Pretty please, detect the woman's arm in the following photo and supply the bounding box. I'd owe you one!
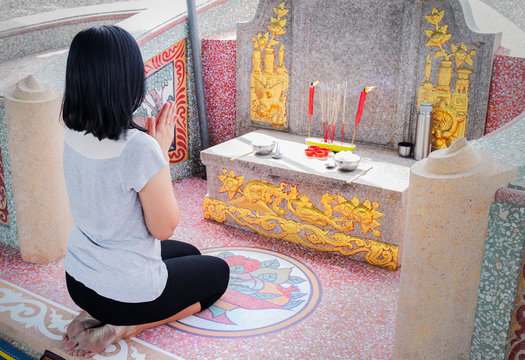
[138,101,179,240]
[139,166,179,240]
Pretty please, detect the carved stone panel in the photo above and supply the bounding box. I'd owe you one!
[236,0,499,148]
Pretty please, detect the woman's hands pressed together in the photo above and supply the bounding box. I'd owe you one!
[140,100,180,240]
[146,101,178,162]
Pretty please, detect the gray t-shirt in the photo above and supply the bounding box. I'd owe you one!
[63,128,168,303]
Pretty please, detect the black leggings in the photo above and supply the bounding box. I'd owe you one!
[65,240,230,326]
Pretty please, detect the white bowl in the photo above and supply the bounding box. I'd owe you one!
[334,152,360,171]
[252,140,275,155]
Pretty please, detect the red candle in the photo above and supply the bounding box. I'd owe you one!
[308,84,315,117]
[308,80,319,139]
[351,86,376,146]
[355,86,376,125]
[355,90,367,125]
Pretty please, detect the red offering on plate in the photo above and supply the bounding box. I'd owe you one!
[305,145,330,158]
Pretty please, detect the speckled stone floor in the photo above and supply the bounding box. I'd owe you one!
[0,176,400,360]
[1,1,523,358]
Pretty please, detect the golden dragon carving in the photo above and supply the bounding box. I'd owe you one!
[206,169,398,270]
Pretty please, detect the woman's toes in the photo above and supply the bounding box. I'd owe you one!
[64,337,77,351]
[65,311,102,342]
[76,349,87,357]
[66,324,124,357]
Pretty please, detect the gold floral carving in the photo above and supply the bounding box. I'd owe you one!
[208,170,398,270]
[250,1,289,129]
[418,7,476,149]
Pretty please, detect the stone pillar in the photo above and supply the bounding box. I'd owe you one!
[4,75,73,263]
[393,137,517,359]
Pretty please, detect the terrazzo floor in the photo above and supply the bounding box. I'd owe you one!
[0,177,400,359]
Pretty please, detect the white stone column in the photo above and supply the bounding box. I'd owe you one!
[393,137,517,359]
[4,75,73,264]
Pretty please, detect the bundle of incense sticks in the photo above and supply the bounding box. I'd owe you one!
[319,81,347,143]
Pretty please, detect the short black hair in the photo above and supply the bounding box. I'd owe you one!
[62,25,145,140]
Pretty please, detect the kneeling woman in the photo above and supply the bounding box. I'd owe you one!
[61,25,229,358]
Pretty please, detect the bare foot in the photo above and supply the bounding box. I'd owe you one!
[67,323,135,357]
[63,311,102,351]
[70,348,89,358]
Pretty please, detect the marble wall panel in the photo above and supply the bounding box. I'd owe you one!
[202,39,237,146]
[236,0,499,148]
[484,55,525,135]
[470,193,525,360]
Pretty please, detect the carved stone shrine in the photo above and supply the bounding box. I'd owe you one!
[236,0,499,147]
[202,0,500,269]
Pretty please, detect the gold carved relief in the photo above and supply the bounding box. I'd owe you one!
[418,7,476,149]
[250,2,289,129]
[206,169,398,270]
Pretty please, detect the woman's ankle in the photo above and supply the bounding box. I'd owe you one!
[113,324,143,340]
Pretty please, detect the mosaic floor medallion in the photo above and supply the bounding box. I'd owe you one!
[169,247,322,338]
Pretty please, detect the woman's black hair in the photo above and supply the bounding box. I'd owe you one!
[62,25,145,140]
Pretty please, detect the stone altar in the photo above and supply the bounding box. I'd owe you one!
[201,130,414,270]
